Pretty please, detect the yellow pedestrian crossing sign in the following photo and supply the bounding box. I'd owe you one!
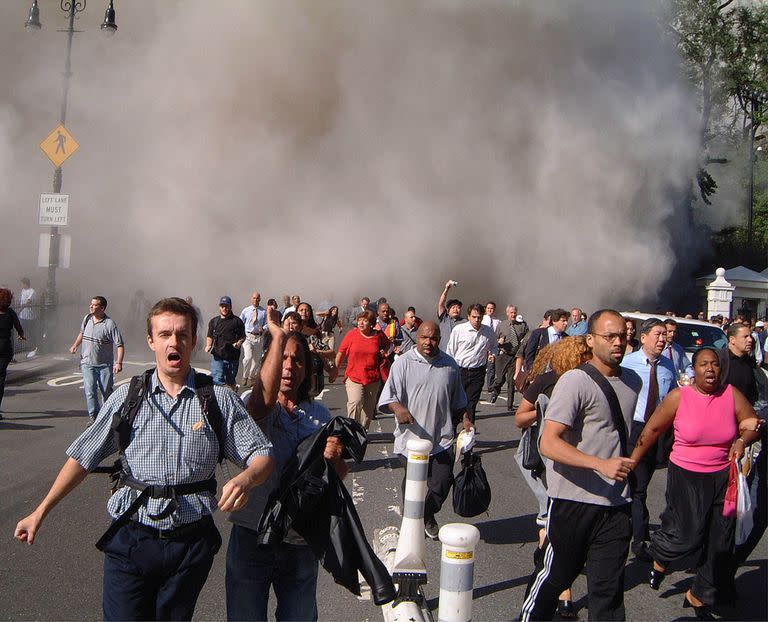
[40,124,80,167]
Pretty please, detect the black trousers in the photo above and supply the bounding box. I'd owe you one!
[0,352,11,409]
[650,462,735,606]
[102,519,222,621]
[399,449,454,522]
[520,499,631,622]
[627,420,658,549]
[491,353,516,405]
[459,365,486,425]
[485,362,496,391]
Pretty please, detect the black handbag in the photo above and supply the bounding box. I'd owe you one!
[452,451,491,517]
[520,396,547,476]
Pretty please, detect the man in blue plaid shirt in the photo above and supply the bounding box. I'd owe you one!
[15,297,274,621]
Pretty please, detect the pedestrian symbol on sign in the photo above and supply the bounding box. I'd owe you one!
[40,124,79,167]
[55,130,67,154]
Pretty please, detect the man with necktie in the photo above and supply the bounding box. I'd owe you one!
[661,319,693,379]
[621,318,677,562]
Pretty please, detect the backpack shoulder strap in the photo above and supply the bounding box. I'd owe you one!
[194,372,225,463]
[578,363,628,456]
[113,368,154,453]
[81,313,93,333]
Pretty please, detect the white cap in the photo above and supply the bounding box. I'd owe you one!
[516,314,524,322]
[756,321,765,327]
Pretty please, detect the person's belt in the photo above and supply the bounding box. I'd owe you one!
[129,516,214,540]
[95,476,217,550]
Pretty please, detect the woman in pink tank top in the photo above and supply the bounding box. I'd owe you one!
[628,347,760,619]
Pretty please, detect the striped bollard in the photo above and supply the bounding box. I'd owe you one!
[391,438,432,605]
[437,523,480,622]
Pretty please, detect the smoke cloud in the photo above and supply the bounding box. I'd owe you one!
[0,0,701,323]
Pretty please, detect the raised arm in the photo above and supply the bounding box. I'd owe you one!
[437,280,453,318]
[247,308,285,420]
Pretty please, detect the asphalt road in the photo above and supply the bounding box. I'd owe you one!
[1,357,765,621]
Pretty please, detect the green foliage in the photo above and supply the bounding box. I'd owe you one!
[752,155,768,243]
[661,0,768,205]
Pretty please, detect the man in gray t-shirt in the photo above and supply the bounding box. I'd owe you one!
[519,310,641,622]
[69,296,124,422]
[378,321,469,540]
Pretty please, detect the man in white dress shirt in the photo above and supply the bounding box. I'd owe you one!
[447,303,498,427]
[239,291,267,387]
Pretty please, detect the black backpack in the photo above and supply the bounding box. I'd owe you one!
[93,368,225,550]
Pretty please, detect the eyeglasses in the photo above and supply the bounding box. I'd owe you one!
[592,332,628,343]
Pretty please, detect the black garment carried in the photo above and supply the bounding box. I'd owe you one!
[452,450,491,517]
[94,369,225,551]
[257,416,396,606]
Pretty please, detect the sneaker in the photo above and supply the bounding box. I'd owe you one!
[424,517,439,540]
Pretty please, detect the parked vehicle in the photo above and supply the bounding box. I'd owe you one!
[620,312,727,354]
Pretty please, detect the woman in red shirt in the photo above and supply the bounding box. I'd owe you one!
[334,310,390,431]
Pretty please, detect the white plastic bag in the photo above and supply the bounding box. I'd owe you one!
[454,427,476,465]
[735,457,754,546]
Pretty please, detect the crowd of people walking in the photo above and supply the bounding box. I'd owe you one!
[8,278,767,621]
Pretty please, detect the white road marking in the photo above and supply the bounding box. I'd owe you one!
[352,475,365,506]
[47,374,83,387]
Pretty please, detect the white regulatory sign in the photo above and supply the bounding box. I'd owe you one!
[39,193,69,226]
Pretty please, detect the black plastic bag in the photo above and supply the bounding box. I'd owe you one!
[452,451,491,517]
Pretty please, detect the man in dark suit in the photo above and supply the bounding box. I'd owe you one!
[523,308,569,371]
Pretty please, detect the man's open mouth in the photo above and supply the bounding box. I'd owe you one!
[168,352,181,362]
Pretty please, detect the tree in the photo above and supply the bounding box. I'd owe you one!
[661,0,768,211]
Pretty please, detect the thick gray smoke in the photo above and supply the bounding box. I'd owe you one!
[0,0,700,322]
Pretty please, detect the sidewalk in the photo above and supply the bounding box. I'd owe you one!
[7,352,77,385]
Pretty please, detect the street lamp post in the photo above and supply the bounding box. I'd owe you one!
[25,0,117,310]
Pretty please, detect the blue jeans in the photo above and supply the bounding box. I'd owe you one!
[210,356,239,386]
[81,363,113,420]
[226,524,319,621]
[102,520,221,621]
